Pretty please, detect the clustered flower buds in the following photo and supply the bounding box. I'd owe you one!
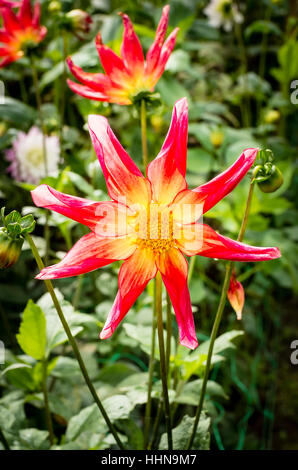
[253,149,283,193]
[0,208,35,269]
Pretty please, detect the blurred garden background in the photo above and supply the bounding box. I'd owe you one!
[0,0,298,451]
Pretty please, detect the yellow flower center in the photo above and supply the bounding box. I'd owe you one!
[135,204,175,254]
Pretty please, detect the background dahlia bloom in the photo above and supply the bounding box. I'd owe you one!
[31,98,280,350]
[0,1,20,6]
[67,5,178,105]
[227,270,245,320]
[204,0,243,32]
[5,126,60,183]
[0,0,47,67]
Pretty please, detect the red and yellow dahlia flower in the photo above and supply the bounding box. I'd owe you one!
[31,98,280,350]
[67,5,178,105]
[0,0,47,68]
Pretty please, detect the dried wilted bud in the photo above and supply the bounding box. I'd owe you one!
[0,208,35,269]
[227,270,245,320]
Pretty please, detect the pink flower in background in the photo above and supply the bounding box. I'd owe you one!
[5,127,60,184]
[67,5,179,105]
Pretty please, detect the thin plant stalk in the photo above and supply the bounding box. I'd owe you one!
[143,280,157,449]
[187,181,255,449]
[234,23,251,127]
[30,54,50,265]
[166,292,172,381]
[41,358,55,445]
[148,399,162,450]
[188,255,196,285]
[140,99,148,172]
[60,31,68,155]
[0,427,10,450]
[25,234,125,450]
[30,54,48,175]
[155,271,173,450]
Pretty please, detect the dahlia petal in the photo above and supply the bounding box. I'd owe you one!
[100,248,157,339]
[31,184,131,236]
[36,232,136,280]
[88,115,151,206]
[66,79,113,102]
[198,224,281,261]
[0,53,20,67]
[32,0,41,27]
[119,13,144,74]
[1,6,21,31]
[95,33,130,85]
[157,248,198,350]
[0,30,11,43]
[145,5,169,76]
[147,98,188,204]
[151,27,179,83]
[174,148,258,217]
[67,57,114,92]
[18,0,32,27]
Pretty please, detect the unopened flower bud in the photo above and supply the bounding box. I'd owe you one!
[151,115,164,133]
[48,1,61,13]
[210,129,224,147]
[227,271,245,320]
[65,9,92,36]
[0,208,35,269]
[264,109,280,124]
[0,227,23,269]
[253,149,283,193]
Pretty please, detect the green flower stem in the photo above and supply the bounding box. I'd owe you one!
[187,181,255,450]
[30,54,50,265]
[188,255,196,285]
[140,99,148,173]
[144,280,157,449]
[25,234,125,450]
[41,358,55,445]
[0,427,10,450]
[156,271,173,450]
[148,399,162,450]
[234,23,251,127]
[30,54,48,176]
[60,31,68,155]
[166,292,172,383]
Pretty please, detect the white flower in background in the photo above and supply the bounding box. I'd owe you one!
[5,127,60,184]
[204,0,243,32]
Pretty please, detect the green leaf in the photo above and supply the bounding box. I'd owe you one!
[159,414,210,450]
[16,300,46,360]
[37,290,97,355]
[18,428,50,450]
[245,20,282,39]
[175,379,227,406]
[0,97,36,127]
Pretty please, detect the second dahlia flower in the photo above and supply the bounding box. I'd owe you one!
[31,98,280,350]
[67,5,178,105]
[0,0,47,67]
[5,126,60,184]
[204,0,243,32]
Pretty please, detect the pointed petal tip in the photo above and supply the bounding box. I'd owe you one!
[99,327,112,340]
[180,336,199,350]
